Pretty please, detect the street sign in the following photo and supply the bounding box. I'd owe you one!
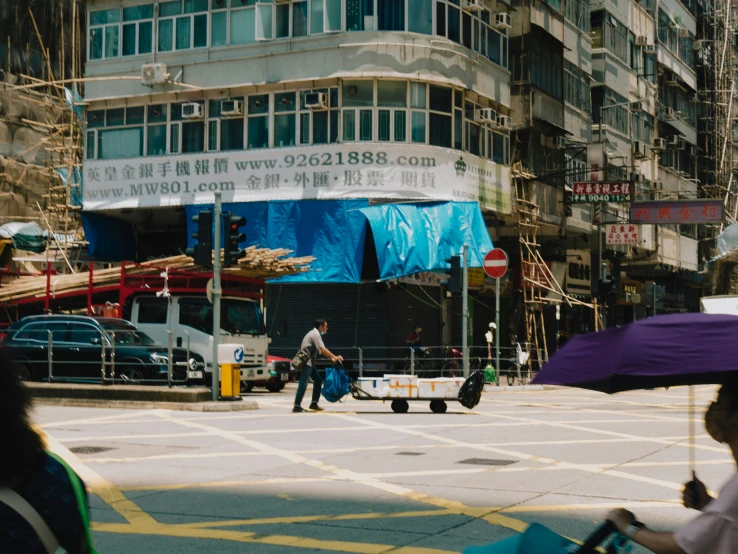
[572,182,633,203]
[484,249,508,279]
[630,200,724,224]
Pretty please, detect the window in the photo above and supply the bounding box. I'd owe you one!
[592,86,628,135]
[86,81,508,161]
[299,88,339,144]
[346,0,374,30]
[95,107,145,160]
[564,61,591,113]
[231,0,256,44]
[122,5,154,56]
[293,1,309,36]
[378,0,404,31]
[212,0,228,46]
[248,94,270,149]
[342,81,374,142]
[69,323,103,345]
[565,0,590,32]
[170,102,205,154]
[408,0,432,34]
[274,92,297,147]
[16,322,69,342]
[89,9,121,60]
[208,99,245,151]
[137,298,169,324]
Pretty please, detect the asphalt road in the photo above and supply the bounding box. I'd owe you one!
[33,384,734,553]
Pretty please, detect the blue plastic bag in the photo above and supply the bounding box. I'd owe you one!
[463,523,577,554]
[322,365,351,403]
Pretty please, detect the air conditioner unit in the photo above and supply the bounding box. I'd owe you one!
[494,13,511,29]
[665,75,680,86]
[476,108,497,124]
[678,27,690,38]
[496,114,512,129]
[635,35,648,46]
[463,0,484,11]
[645,44,657,54]
[652,137,666,150]
[688,144,698,156]
[633,141,647,159]
[555,136,566,149]
[667,135,680,146]
[676,140,686,150]
[629,101,645,112]
[141,63,170,86]
[693,40,705,51]
[181,102,203,119]
[304,92,329,110]
[665,107,677,120]
[220,100,243,116]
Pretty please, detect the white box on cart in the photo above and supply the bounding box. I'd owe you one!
[386,375,419,398]
[418,379,450,399]
[444,378,466,398]
[356,377,388,398]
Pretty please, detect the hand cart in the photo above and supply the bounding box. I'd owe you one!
[350,377,466,413]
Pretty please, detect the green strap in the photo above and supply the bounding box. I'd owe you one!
[47,452,97,554]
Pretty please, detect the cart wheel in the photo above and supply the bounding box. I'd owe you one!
[430,400,447,413]
[507,373,515,386]
[391,399,409,413]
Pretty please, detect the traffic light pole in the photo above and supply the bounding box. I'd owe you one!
[462,244,469,378]
[212,193,223,402]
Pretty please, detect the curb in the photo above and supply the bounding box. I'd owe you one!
[33,397,260,411]
[482,384,549,392]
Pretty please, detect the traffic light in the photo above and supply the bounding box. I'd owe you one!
[186,210,213,267]
[441,255,461,294]
[223,213,246,267]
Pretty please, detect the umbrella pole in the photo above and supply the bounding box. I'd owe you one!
[689,385,695,475]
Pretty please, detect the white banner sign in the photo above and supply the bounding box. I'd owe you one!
[606,224,641,245]
[83,144,512,213]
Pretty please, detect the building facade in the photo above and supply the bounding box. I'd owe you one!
[81,0,514,356]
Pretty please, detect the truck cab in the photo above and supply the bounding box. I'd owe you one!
[700,295,738,316]
[130,294,274,383]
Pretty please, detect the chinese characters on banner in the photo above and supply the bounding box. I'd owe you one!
[82,145,512,214]
[571,182,633,203]
[629,200,724,224]
[606,224,641,245]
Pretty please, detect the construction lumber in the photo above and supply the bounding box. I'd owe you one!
[0,250,314,305]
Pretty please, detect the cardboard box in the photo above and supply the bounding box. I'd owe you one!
[356,377,388,398]
[386,375,419,398]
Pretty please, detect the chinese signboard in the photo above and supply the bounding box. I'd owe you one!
[572,182,633,203]
[606,224,641,245]
[566,250,592,296]
[82,145,512,213]
[630,200,724,224]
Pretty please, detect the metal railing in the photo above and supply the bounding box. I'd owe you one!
[33,329,198,386]
[270,343,541,385]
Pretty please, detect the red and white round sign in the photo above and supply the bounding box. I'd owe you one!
[483,249,508,279]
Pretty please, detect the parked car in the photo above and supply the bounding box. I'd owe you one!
[2,315,205,383]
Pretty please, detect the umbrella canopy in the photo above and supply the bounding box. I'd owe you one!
[533,313,738,393]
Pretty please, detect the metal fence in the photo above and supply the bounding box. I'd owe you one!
[15,329,198,387]
[270,343,540,385]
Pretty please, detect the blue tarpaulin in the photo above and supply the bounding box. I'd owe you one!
[183,200,492,283]
[186,200,369,283]
[81,212,136,261]
[359,202,494,280]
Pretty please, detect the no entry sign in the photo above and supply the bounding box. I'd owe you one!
[484,249,508,279]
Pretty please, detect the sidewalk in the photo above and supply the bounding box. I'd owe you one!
[27,382,259,411]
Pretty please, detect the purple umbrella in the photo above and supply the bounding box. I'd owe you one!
[533,312,738,393]
[532,312,738,475]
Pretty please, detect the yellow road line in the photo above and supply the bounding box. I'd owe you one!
[91,522,460,554]
[120,476,326,492]
[179,509,455,529]
[42,432,157,526]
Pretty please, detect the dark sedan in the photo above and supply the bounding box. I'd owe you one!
[2,315,205,383]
